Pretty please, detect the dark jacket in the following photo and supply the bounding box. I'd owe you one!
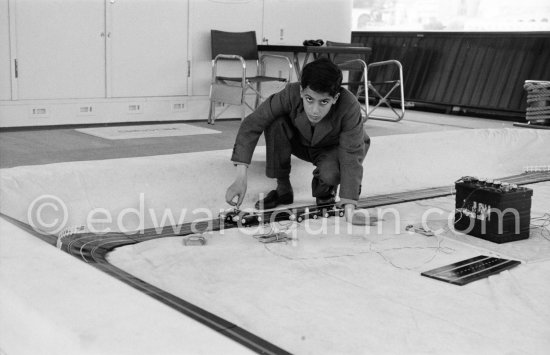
[231,82,369,202]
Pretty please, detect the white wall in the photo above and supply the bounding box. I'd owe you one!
[189,0,265,96]
[262,0,352,45]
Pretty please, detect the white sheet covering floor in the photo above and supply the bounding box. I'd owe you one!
[1,127,550,354]
[107,183,550,355]
[0,218,254,355]
[2,128,549,233]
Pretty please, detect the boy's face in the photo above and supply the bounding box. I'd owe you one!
[300,86,339,125]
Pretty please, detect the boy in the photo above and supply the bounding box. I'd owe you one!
[225,58,370,225]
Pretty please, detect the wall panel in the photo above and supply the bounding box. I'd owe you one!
[352,31,550,118]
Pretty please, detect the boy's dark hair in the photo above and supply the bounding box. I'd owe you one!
[300,57,343,97]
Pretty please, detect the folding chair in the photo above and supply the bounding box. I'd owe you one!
[325,41,405,122]
[325,41,370,120]
[208,30,293,124]
[367,59,405,122]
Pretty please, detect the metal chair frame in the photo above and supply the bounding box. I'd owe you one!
[208,30,292,124]
[325,41,405,122]
[324,41,369,120]
[367,60,405,122]
[332,59,369,120]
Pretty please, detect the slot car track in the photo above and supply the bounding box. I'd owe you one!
[3,171,549,355]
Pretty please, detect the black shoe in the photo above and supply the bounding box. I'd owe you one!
[316,195,336,206]
[315,185,337,206]
[255,190,294,210]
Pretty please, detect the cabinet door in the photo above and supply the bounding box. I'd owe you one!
[108,0,188,97]
[14,0,106,100]
[0,0,12,100]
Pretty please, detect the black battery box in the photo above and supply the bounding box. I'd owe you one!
[454,177,533,243]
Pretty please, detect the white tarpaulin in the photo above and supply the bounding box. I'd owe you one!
[1,127,550,354]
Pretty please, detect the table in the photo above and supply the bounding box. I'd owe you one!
[257,44,371,80]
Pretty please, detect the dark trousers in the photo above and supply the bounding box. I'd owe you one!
[264,116,356,198]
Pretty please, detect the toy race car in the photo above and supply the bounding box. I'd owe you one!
[219,208,241,224]
[295,205,345,222]
[219,208,262,226]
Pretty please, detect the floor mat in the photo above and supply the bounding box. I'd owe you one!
[76,123,221,140]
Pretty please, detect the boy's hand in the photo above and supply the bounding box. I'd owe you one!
[342,204,374,225]
[225,165,248,208]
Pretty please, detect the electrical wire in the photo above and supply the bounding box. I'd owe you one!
[252,220,298,243]
[530,212,550,241]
